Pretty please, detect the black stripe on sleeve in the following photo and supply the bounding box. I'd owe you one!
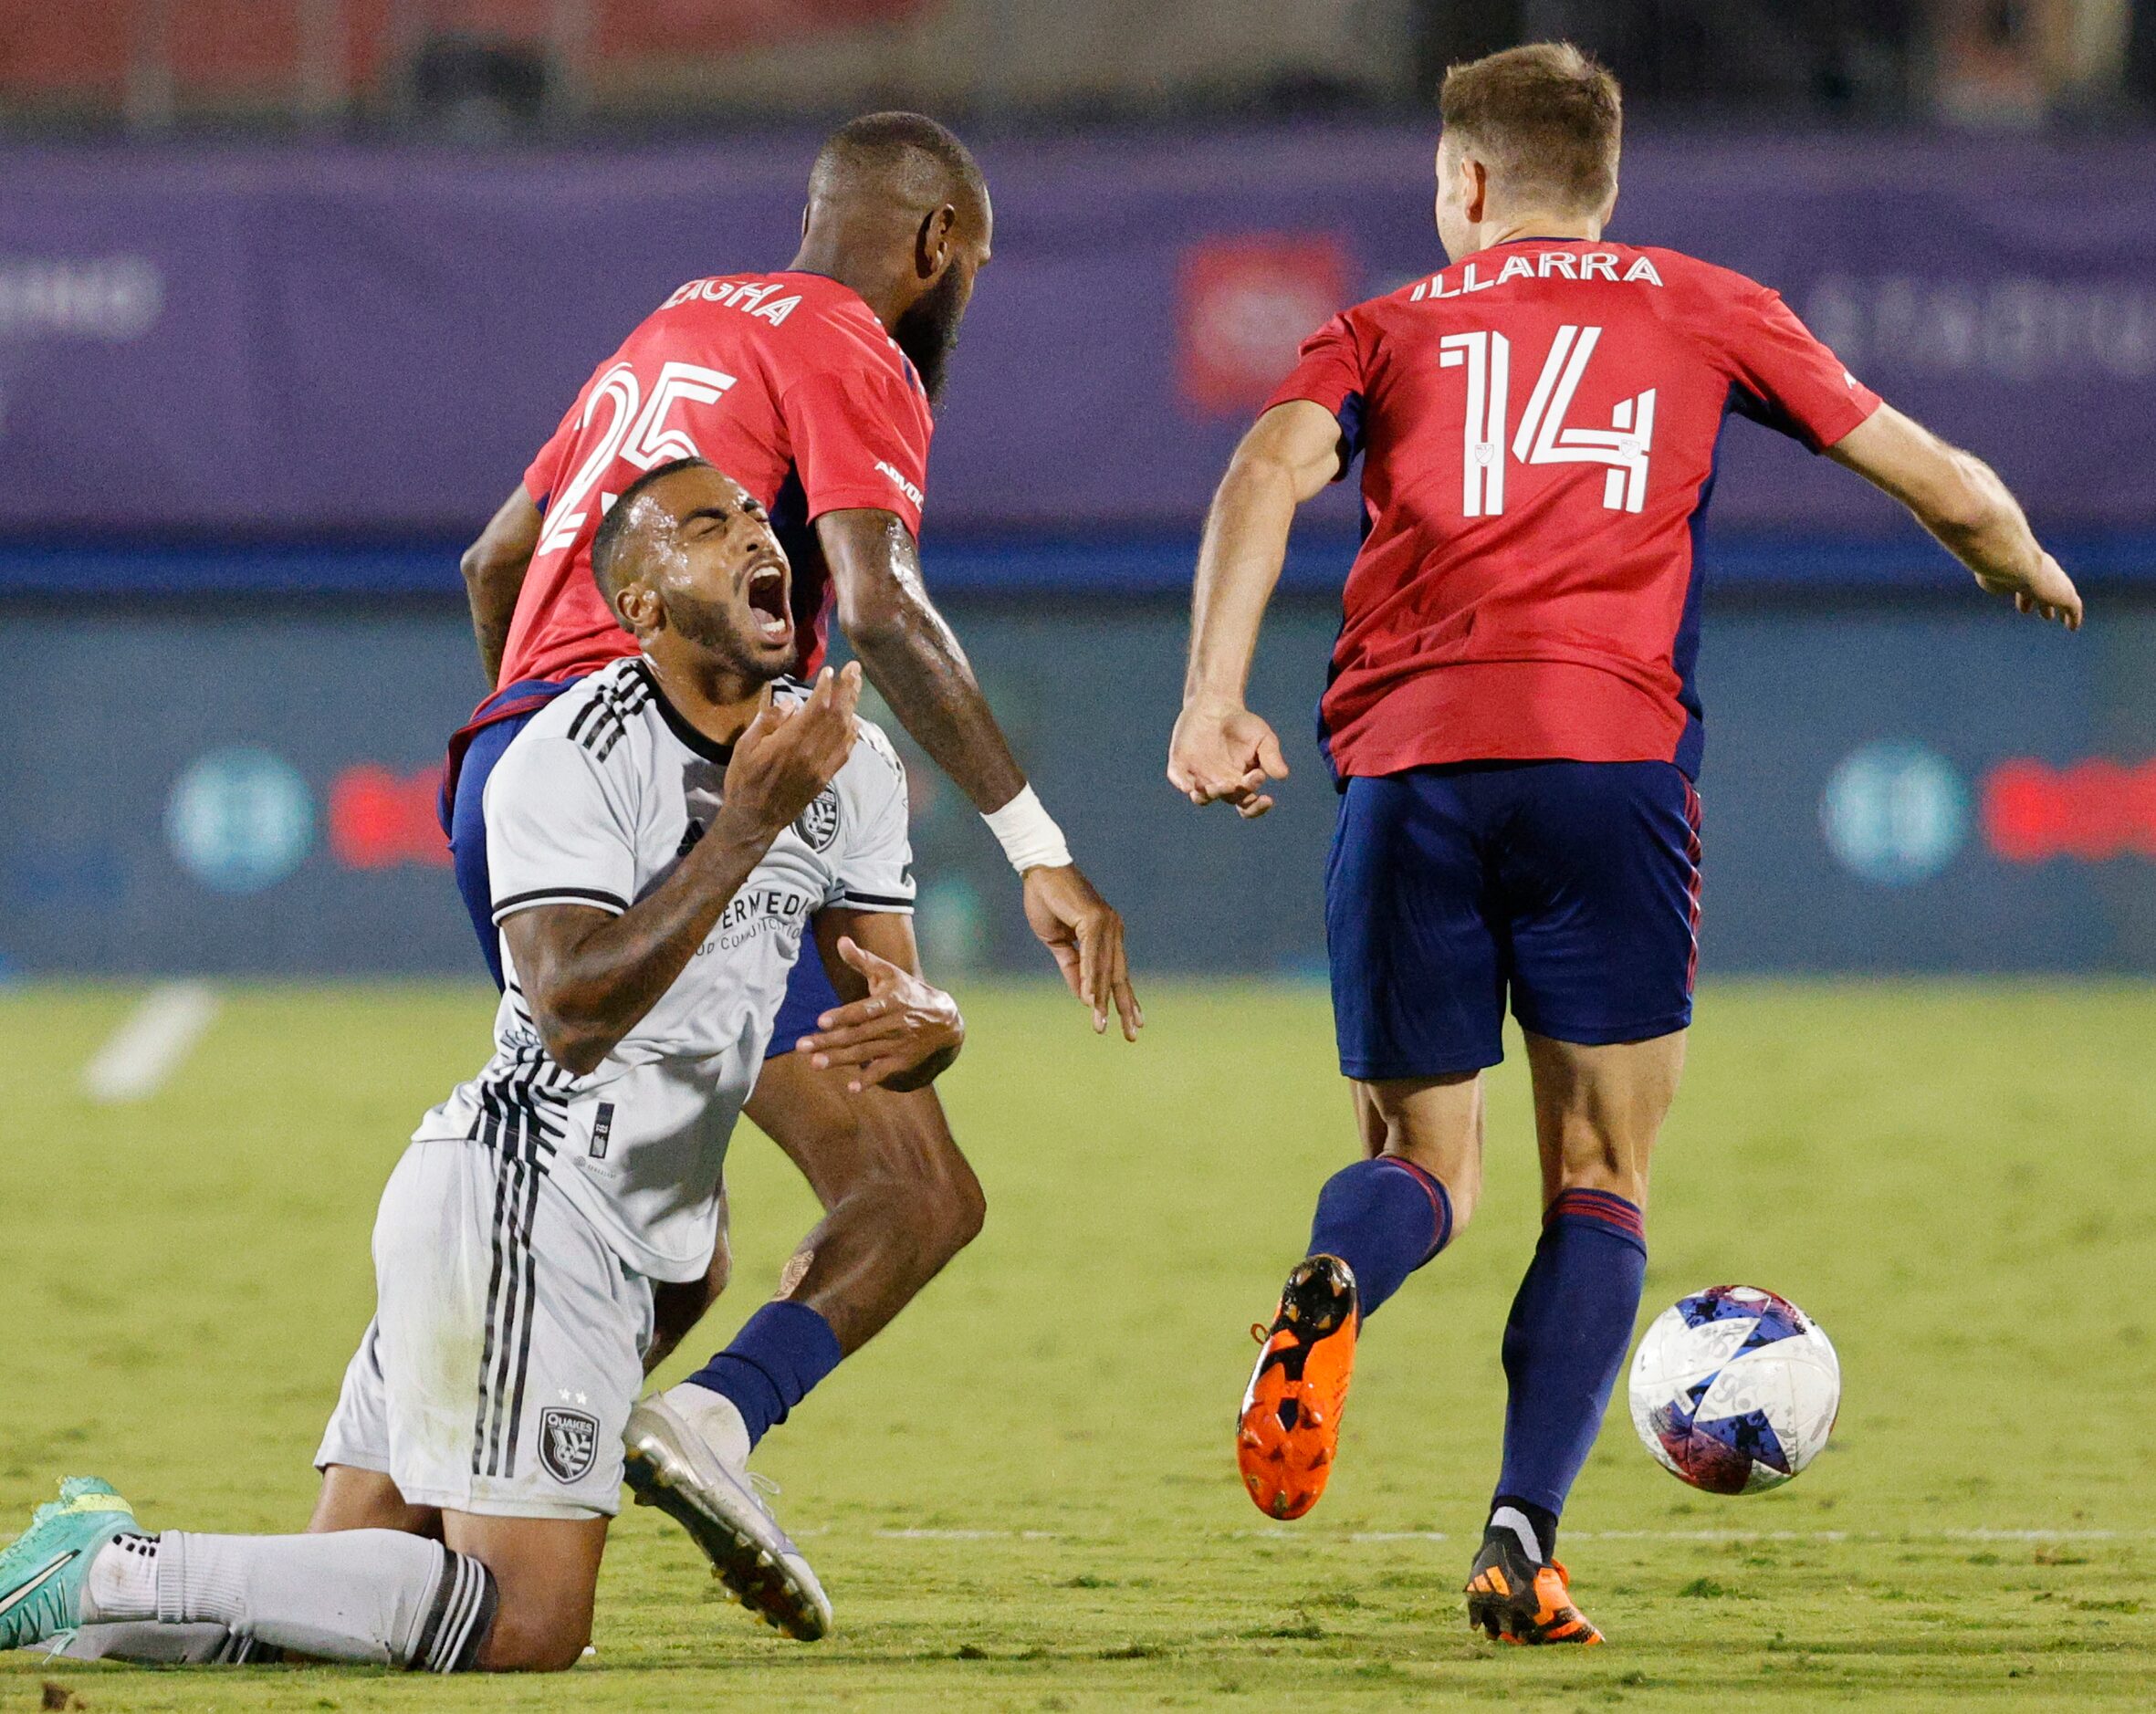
[491,886,628,923]
[842,889,916,909]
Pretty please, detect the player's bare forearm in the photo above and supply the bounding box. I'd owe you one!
[816,508,1029,813]
[818,510,1140,1040]
[1184,452,1300,707]
[503,808,780,1075]
[1183,399,1345,705]
[1828,404,2082,628]
[462,484,543,686]
[1170,401,1344,815]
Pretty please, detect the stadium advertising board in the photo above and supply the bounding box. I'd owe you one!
[1,602,2147,978]
[0,133,2151,552]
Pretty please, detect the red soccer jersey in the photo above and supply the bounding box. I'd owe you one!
[496,270,934,693]
[1266,240,1879,780]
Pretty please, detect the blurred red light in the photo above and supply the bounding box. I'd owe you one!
[1177,234,1353,416]
[1981,758,2156,863]
[328,765,451,870]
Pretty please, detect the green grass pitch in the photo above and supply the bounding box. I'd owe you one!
[2,978,2151,1710]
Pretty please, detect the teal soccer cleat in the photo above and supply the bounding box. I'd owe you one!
[0,1479,141,1653]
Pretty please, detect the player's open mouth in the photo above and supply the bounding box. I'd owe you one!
[745,561,790,641]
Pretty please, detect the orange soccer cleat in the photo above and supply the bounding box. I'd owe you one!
[1463,1529,1605,1646]
[1236,1254,1360,1520]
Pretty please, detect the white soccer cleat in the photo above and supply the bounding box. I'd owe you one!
[623,1385,832,1641]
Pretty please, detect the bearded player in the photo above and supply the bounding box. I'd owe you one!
[445,113,1138,1636]
[1170,44,2080,1645]
[1,460,964,1672]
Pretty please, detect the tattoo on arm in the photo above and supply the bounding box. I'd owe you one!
[503,810,775,1075]
[818,509,1028,814]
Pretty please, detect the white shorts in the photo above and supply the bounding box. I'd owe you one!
[316,1137,654,1519]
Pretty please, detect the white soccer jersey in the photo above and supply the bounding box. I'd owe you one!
[412,656,915,1282]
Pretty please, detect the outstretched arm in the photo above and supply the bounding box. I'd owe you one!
[816,507,1140,1040]
[1169,399,1346,818]
[461,484,544,686]
[1827,403,2082,629]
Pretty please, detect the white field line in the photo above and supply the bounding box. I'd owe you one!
[81,984,220,1104]
[855,1526,2150,1545]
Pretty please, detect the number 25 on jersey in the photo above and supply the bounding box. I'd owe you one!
[538,361,738,556]
[1438,324,1653,519]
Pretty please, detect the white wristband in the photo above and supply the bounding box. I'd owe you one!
[982,785,1073,874]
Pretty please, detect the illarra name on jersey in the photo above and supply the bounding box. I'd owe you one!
[1408,249,1666,300]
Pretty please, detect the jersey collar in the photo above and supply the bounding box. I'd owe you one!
[633,659,738,765]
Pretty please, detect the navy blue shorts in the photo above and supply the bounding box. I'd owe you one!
[1325,761,1701,1081]
[446,683,838,1060]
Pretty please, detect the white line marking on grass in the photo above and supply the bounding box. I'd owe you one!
[874,1530,1065,1541]
[865,1526,2151,1545]
[81,984,220,1104]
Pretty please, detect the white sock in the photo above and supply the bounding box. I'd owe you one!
[77,1529,495,1671]
[663,1382,752,1468]
[83,1532,161,1621]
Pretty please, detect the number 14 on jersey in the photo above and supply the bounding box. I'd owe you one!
[1438,324,1654,518]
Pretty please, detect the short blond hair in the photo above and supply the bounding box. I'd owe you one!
[1439,42,1622,215]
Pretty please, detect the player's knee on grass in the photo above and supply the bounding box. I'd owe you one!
[478,1598,590,1673]
[444,1512,605,1673]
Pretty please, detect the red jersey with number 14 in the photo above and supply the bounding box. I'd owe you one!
[496,270,934,695]
[1267,240,1879,780]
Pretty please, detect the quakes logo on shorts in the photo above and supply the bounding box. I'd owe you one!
[539,1406,600,1484]
[792,786,841,852]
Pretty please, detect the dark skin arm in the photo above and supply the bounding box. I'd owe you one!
[461,484,544,688]
[816,507,1142,1040]
[800,908,964,1093]
[816,507,1025,810]
[502,669,863,1077]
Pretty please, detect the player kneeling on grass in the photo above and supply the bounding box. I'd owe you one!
[0,458,962,1673]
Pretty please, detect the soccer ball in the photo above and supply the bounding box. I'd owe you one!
[1627,1285,1839,1494]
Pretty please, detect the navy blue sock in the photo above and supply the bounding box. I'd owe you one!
[1493,1188,1648,1528]
[685,1301,843,1449]
[1306,1155,1454,1316]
